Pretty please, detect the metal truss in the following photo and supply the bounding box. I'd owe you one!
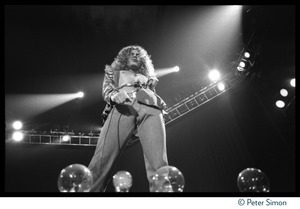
[6,72,245,147]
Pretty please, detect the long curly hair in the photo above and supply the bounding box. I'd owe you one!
[107,45,155,77]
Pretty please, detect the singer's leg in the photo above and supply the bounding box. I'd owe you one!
[135,103,168,192]
[88,105,137,192]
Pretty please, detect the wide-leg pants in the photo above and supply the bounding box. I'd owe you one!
[88,99,168,192]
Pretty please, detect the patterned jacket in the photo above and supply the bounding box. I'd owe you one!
[100,66,167,124]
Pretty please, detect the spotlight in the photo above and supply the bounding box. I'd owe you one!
[76,92,84,98]
[12,131,24,142]
[235,49,256,76]
[208,69,221,82]
[243,52,251,59]
[275,100,285,108]
[238,61,246,68]
[62,135,71,142]
[217,82,226,91]
[290,78,295,87]
[174,66,180,72]
[274,77,295,114]
[280,89,288,97]
[237,66,245,72]
[12,120,23,130]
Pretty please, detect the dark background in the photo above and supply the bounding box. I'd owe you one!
[4,5,295,194]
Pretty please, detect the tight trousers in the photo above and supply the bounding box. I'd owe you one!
[88,99,168,192]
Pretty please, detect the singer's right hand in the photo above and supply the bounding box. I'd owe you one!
[111,91,132,104]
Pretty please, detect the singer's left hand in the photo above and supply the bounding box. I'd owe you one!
[147,77,159,89]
